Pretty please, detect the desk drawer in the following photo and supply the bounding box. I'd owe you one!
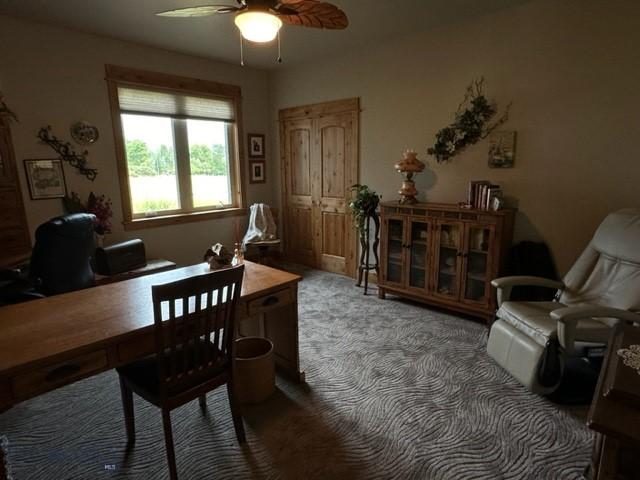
[12,350,108,398]
[246,288,294,317]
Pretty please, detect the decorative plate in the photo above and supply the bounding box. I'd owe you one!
[70,121,99,145]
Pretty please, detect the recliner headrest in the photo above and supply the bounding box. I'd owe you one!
[592,208,640,264]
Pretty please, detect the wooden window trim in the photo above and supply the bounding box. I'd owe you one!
[105,64,247,231]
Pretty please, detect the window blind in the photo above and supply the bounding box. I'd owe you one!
[117,86,235,122]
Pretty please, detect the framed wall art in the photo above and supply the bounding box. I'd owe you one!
[24,158,67,199]
[488,131,517,168]
[248,133,265,159]
[249,160,266,184]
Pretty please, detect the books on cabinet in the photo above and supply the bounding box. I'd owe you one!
[468,181,503,211]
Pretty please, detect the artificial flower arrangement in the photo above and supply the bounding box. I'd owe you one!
[63,191,114,235]
[427,78,510,163]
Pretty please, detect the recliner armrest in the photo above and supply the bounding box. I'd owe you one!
[550,306,640,324]
[491,276,565,307]
[551,306,640,354]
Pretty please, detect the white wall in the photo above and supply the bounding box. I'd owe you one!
[0,15,274,266]
[269,0,640,274]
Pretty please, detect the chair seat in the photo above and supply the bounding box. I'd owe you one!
[117,340,227,404]
[497,300,615,347]
[497,301,565,347]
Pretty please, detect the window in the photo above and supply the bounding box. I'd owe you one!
[106,65,245,230]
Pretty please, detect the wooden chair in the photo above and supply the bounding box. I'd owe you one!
[116,265,246,480]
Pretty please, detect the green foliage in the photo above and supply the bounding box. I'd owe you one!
[126,139,156,177]
[133,198,177,212]
[125,139,228,177]
[427,78,510,163]
[189,144,227,175]
[348,184,381,235]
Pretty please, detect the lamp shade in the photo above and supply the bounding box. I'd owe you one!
[234,11,283,43]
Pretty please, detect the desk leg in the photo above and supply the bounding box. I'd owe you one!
[263,288,305,383]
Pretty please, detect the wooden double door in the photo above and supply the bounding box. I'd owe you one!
[279,99,359,277]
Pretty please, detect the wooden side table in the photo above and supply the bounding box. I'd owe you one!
[587,325,640,479]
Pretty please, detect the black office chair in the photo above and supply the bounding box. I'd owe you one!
[0,213,96,304]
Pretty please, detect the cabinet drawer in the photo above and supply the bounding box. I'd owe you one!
[246,288,293,317]
[12,350,108,397]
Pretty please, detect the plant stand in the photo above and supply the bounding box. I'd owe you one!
[356,212,380,295]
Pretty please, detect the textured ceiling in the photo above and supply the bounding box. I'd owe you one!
[0,0,535,68]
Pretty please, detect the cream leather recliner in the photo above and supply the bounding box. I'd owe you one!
[487,209,640,394]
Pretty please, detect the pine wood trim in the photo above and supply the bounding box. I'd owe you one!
[278,97,360,121]
[105,64,241,99]
[122,207,247,231]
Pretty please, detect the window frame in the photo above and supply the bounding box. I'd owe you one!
[105,64,246,231]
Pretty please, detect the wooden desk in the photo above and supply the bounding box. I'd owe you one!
[0,261,303,413]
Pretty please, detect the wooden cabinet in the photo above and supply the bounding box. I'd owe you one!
[379,203,515,321]
[0,116,30,268]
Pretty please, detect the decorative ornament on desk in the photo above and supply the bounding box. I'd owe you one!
[394,149,425,205]
[204,243,234,270]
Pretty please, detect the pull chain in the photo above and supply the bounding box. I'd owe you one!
[277,29,282,64]
[240,32,245,66]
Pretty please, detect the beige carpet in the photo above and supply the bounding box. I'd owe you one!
[0,266,592,479]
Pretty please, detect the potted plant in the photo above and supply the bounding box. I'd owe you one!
[349,184,381,236]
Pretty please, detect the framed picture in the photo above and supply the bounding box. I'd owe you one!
[248,133,265,159]
[24,159,67,200]
[249,161,266,184]
[488,131,517,168]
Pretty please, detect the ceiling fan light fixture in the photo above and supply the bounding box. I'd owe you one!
[234,11,283,43]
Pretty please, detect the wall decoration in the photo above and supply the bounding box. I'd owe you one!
[37,126,98,181]
[0,91,18,122]
[24,159,67,200]
[427,78,511,163]
[249,160,266,183]
[70,121,99,145]
[488,131,516,168]
[248,133,265,159]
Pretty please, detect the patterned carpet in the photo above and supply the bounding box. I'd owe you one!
[0,266,593,479]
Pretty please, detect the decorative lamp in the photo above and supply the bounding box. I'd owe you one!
[394,150,425,205]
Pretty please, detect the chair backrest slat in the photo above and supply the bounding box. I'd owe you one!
[151,266,244,398]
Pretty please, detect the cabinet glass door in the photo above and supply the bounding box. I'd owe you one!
[385,218,404,284]
[408,220,429,289]
[463,226,492,303]
[435,223,461,298]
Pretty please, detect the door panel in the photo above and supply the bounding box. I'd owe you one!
[461,224,495,306]
[382,216,405,287]
[407,219,430,292]
[432,221,463,300]
[280,99,359,277]
[290,129,311,196]
[321,126,345,199]
[316,113,357,276]
[322,212,345,258]
[282,118,316,267]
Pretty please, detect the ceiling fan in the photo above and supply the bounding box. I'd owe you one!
[156,0,348,64]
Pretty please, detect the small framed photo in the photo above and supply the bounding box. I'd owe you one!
[249,161,266,184]
[24,159,67,200]
[488,131,517,168]
[248,133,265,159]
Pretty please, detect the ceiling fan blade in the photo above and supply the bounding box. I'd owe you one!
[156,5,241,17]
[276,1,348,29]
